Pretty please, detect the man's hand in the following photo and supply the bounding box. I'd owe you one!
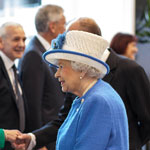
[12,134,31,150]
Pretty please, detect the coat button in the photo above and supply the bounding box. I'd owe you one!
[81,98,84,104]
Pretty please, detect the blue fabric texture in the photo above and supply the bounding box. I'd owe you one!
[56,79,129,150]
[51,32,66,49]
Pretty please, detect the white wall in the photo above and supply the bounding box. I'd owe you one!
[0,0,135,43]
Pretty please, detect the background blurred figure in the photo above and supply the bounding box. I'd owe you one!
[110,32,138,60]
[0,22,27,150]
[14,17,150,150]
[136,43,150,81]
[0,129,21,149]
[18,4,66,150]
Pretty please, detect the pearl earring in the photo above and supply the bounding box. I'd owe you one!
[80,76,82,80]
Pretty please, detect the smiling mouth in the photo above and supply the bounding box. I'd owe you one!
[14,49,24,52]
[60,81,65,86]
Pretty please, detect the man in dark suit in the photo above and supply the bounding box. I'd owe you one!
[0,22,27,150]
[18,4,66,150]
[15,18,150,150]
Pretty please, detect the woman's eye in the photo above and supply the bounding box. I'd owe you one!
[59,65,63,69]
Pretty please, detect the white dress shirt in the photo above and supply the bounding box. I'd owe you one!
[0,51,22,94]
[36,34,51,51]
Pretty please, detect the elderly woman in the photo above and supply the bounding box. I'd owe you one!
[43,31,129,150]
[110,32,138,60]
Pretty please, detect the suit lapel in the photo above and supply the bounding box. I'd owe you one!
[34,36,46,53]
[103,51,117,83]
[0,57,17,101]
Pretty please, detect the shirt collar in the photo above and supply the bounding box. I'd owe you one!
[36,34,51,51]
[0,51,14,71]
[101,49,110,62]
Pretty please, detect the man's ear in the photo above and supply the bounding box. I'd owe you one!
[48,22,56,33]
[0,37,3,50]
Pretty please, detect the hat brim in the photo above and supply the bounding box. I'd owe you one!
[43,49,110,77]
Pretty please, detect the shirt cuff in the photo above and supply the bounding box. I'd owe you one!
[27,133,36,150]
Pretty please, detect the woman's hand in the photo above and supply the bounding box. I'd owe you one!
[4,129,22,142]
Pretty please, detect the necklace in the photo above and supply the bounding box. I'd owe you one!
[82,79,98,96]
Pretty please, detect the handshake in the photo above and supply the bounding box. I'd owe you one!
[3,129,32,150]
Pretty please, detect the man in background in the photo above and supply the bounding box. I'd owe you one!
[0,22,27,150]
[18,4,66,150]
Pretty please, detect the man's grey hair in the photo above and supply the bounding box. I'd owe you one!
[0,22,23,38]
[35,4,64,33]
[71,61,103,79]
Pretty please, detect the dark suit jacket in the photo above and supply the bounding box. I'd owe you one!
[0,57,27,150]
[33,50,150,149]
[18,36,65,132]
[104,51,150,149]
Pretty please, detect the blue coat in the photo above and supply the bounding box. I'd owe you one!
[56,79,129,150]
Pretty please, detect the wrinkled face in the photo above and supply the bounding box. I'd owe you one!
[53,15,66,38]
[0,26,26,61]
[124,41,138,60]
[55,59,81,94]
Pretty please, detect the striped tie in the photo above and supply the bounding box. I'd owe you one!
[12,64,25,132]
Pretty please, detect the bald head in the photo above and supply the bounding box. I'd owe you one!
[68,17,102,36]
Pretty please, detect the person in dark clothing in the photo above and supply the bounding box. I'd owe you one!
[110,32,138,60]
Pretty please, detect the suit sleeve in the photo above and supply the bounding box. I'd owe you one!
[19,51,45,132]
[127,64,150,145]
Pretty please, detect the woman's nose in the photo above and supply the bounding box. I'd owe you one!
[55,68,60,78]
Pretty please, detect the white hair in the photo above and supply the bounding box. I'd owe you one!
[54,59,103,79]
[35,4,64,33]
[0,22,23,38]
[71,61,104,79]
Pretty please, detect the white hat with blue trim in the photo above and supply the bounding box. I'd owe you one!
[43,30,110,77]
